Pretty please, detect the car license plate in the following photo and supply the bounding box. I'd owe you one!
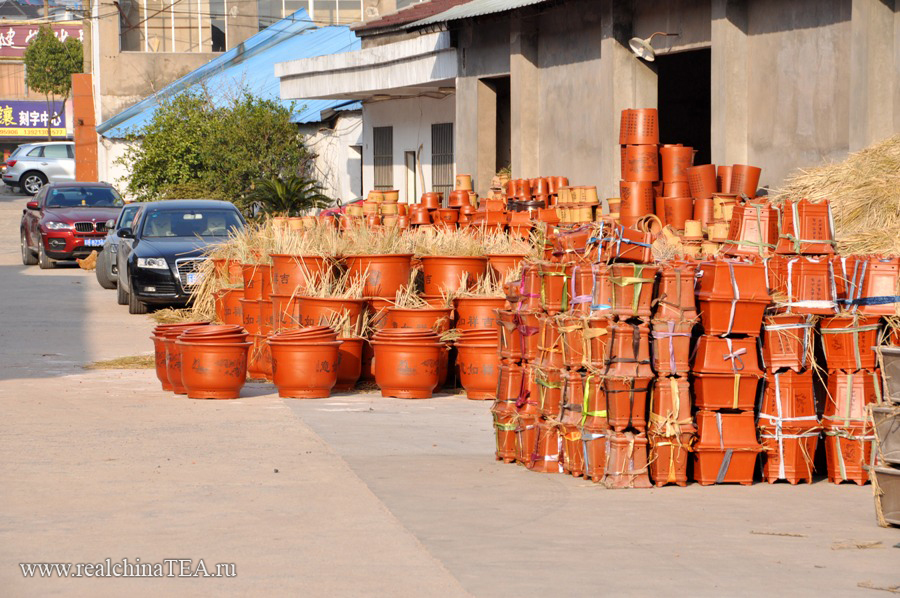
[186,272,201,285]
[84,238,104,247]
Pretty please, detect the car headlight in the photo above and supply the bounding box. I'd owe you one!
[137,257,168,269]
[45,221,72,230]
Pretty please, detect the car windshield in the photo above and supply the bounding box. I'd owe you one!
[119,204,140,229]
[142,209,242,238]
[45,187,123,208]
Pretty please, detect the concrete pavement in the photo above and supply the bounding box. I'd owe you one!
[0,190,897,596]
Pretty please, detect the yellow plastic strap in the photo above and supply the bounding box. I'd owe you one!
[733,373,741,410]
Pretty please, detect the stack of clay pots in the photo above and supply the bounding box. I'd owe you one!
[239,262,274,382]
[619,109,659,227]
[176,324,252,399]
[691,259,768,484]
[658,144,694,231]
[354,190,409,229]
[267,326,342,398]
[555,185,600,224]
[370,328,447,398]
[151,321,211,394]
[648,261,698,487]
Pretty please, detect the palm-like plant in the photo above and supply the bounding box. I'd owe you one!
[244,175,331,217]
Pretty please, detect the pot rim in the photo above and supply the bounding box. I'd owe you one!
[176,340,252,348]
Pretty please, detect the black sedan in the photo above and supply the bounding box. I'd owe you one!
[116,200,245,314]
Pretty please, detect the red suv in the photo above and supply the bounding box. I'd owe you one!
[21,182,124,269]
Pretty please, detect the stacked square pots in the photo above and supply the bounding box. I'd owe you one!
[692,259,768,484]
[871,345,900,527]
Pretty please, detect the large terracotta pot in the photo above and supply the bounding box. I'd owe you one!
[820,314,880,370]
[759,422,820,485]
[717,165,732,193]
[693,197,714,229]
[660,145,694,182]
[384,307,454,333]
[345,254,413,298]
[268,336,341,398]
[455,297,505,330]
[686,164,717,200]
[855,257,900,317]
[420,192,442,210]
[695,259,771,335]
[622,145,659,182]
[581,426,608,483]
[334,337,363,391]
[609,263,658,318]
[648,377,692,438]
[487,254,525,280]
[619,108,659,145]
[455,342,500,400]
[247,335,267,381]
[269,254,331,295]
[295,296,367,328]
[762,314,814,371]
[729,164,762,196]
[177,340,251,399]
[151,322,210,391]
[649,429,694,487]
[604,376,653,432]
[693,411,762,485]
[656,261,697,319]
[824,424,875,485]
[241,264,262,301]
[420,256,488,294]
[269,293,301,331]
[536,262,569,314]
[775,198,835,255]
[371,338,443,399]
[602,431,652,489]
[758,369,818,425]
[824,369,881,428]
[721,202,779,257]
[215,288,244,325]
[651,319,693,376]
[664,197,693,230]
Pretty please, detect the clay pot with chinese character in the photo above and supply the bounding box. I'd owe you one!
[294,296,367,329]
[269,254,332,295]
[267,329,342,398]
[334,337,364,391]
[151,322,210,392]
[214,288,244,325]
[370,329,444,398]
[344,254,414,299]
[420,256,488,294]
[176,326,251,399]
[455,297,505,330]
[455,334,501,400]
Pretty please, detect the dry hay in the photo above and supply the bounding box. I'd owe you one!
[84,354,155,369]
[773,135,900,255]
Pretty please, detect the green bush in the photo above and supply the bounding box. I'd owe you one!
[119,89,319,209]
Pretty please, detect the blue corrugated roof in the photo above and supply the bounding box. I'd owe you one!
[97,10,361,139]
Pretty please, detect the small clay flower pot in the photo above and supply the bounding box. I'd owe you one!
[215,288,244,326]
[151,335,172,391]
[420,192,442,210]
[178,340,251,400]
[686,164,717,200]
[619,180,656,214]
[432,207,460,225]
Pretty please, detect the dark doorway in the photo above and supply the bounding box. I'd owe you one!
[656,48,711,166]
[494,76,511,172]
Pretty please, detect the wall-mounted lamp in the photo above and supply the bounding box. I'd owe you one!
[628,32,679,62]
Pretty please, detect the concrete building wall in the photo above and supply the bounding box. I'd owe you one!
[302,113,365,202]
[452,0,896,199]
[362,94,456,202]
[746,0,852,188]
[97,137,132,191]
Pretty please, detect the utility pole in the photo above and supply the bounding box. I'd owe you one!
[43,0,49,19]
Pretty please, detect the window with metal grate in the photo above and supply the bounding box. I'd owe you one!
[431,123,453,200]
[373,126,393,191]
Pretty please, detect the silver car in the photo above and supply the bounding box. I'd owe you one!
[3,141,75,195]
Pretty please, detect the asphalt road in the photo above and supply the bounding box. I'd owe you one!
[0,188,897,596]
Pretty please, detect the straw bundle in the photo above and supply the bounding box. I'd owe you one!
[774,135,900,255]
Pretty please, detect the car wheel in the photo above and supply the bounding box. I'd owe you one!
[20,230,37,265]
[117,278,128,305]
[128,287,148,314]
[95,250,116,289]
[22,171,47,195]
[37,239,54,269]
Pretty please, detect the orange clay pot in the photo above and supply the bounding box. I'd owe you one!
[622,145,659,182]
[295,296,367,329]
[162,336,186,395]
[728,164,762,197]
[605,320,653,378]
[241,264,262,301]
[759,422,820,485]
[371,339,443,399]
[609,263,658,319]
[619,108,659,145]
[384,307,454,333]
[177,340,251,399]
[717,165,732,193]
[664,196,694,231]
[487,254,525,280]
[660,145,693,183]
[238,298,259,336]
[762,314,814,371]
[526,420,563,473]
[824,425,875,485]
[269,293,301,331]
[420,256,487,294]
[774,199,835,255]
[721,202,779,257]
[581,426,608,482]
[269,254,331,295]
[335,337,364,391]
[455,342,500,400]
[604,375,653,433]
[215,288,244,326]
[455,297,505,330]
[497,309,523,361]
[651,319,694,377]
[692,411,762,486]
[824,369,881,428]
[695,259,771,335]
[344,254,414,299]
[648,429,694,487]
[820,314,880,370]
[602,431,652,488]
[656,261,697,319]
[268,339,341,398]
[686,164,717,200]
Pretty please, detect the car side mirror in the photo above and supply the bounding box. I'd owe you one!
[105,219,116,230]
[26,201,39,210]
[117,228,133,239]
